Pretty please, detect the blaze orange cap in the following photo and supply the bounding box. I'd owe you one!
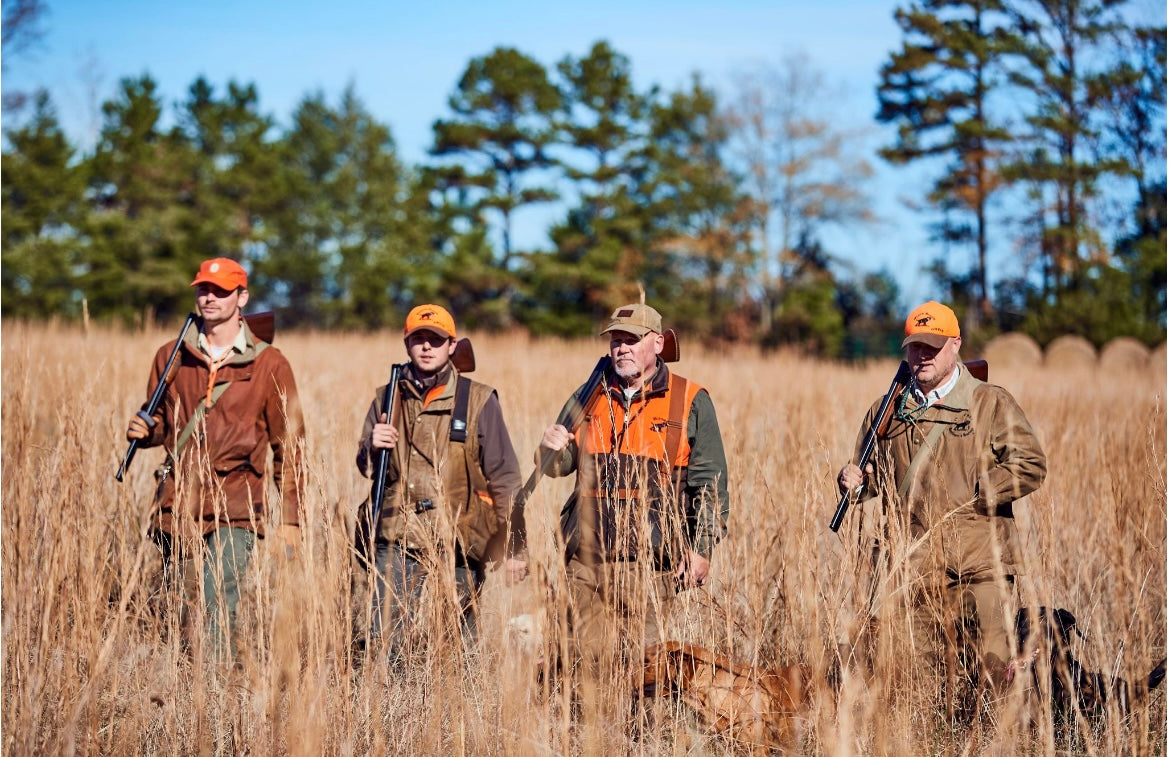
[190,258,248,290]
[404,304,456,339]
[902,300,960,349]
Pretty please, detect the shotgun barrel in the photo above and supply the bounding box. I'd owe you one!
[829,361,911,532]
[115,313,199,482]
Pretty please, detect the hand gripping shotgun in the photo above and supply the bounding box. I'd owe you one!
[829,358,988,532]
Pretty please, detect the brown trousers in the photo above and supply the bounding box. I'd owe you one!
[566,552,677,670]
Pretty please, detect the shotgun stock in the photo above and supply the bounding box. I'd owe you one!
[244,311,275,343]
[829,359,991,532]
[451,337,475,372]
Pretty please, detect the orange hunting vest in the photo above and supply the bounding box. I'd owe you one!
[573,369,702,562]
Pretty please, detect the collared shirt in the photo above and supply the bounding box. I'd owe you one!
[197,323,248,361]
[910,363,962,408]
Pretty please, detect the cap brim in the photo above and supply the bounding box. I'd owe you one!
[190,275,245,289]
[405,325,454,339]
[901,333,952,349]
[600,324,654,337]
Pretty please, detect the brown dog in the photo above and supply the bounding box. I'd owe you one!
[636,641,812,751]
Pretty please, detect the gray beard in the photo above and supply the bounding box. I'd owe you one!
[614,360,640,384]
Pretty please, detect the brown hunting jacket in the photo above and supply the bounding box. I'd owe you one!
[137,318,305,538]
[856,362,1046,582]
[356,365,522,562]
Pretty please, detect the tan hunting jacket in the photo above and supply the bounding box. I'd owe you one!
[856,362,1046,582]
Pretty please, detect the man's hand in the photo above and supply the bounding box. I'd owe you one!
[127,415,151,441]
[837,462,873,494]
[675,550,710,590]
[539,424,571,452]
[504,556,529,585]
[371,413,398,450]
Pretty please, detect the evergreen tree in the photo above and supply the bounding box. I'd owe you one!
[521,41,651,335]
[262,87,436,328]
[638,75,754,339]
[177,78,283,272]
[1003,0,1133,295]
[84,74,197,322]
[877,0,1018,324]
[430,46,561,275]
[1,90,86,317]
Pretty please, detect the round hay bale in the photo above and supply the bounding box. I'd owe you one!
[1151,343,1166,373]
[1099,337,1150,371]
[982,332,1042,370]
[1044,335,1097,371]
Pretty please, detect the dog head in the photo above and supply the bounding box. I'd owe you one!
[638,641,707,698]
[1016,606,1081,653]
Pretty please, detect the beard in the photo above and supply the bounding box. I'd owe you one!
[613,358,641,382]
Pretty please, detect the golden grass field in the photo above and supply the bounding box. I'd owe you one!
[2,320,1165,755]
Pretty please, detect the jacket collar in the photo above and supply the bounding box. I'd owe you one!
[183,316,264,365]
[933,362,981,411]
[402,363,457,402]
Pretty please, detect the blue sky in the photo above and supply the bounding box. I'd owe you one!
[5,0,1163,307]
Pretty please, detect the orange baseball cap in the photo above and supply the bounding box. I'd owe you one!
[902,300,960,348]
[404,304,456,339]
[191,258,248,290]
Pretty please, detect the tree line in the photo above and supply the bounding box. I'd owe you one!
[2,0,1164,355]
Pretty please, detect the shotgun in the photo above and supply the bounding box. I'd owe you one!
[517,356,609,507]
[365,363,404,545]
[829,359,990,532]
[116,313,198,482]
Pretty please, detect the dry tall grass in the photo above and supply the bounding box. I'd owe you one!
[3,321,1165,755]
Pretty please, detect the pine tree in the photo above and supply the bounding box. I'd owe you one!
[521,41,651,335]
[84,75,197,323]
[877,0,1018,324]
[262,87,436,328]
[638,75,754,339]
[1003,0,1133,295]
[1,90,86,317]
[430,47,561,273]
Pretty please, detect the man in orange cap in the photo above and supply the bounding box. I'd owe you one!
[837,300,1047,718]
[126,257,305,661]
[356,304,523,657]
